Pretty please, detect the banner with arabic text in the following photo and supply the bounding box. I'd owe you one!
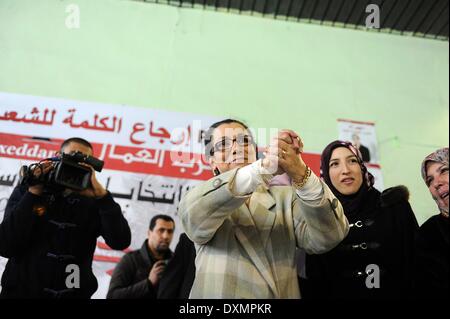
[0,92,321,298]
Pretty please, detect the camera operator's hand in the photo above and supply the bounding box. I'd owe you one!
[78,164,108,199]
[148,260,166,286]
[28,161,54,196]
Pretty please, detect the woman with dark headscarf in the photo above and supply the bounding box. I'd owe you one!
[302,141,419,299]
[413,147,449,297]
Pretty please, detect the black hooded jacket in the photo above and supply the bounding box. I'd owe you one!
[0,185,131,299]
[303,186,419,299]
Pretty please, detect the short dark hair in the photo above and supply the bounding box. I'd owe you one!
[60,137,93,152]
[204,119,256,159]
[149,214,175,231]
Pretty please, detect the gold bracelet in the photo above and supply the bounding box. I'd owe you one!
[292,166,311,189]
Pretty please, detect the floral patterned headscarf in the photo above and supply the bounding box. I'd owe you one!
[421,147,449,217]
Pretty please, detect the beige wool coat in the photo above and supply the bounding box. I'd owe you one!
[179,168,349,299]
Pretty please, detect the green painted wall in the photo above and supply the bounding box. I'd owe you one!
[1,0,448,224]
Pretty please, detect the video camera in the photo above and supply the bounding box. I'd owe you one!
[20,151,104,191]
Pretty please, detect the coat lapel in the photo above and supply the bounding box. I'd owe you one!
[249,186,277,248]
[232,186,278,297]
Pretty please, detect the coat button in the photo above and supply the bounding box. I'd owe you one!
[212,178,222,189]
[331,198,339,209]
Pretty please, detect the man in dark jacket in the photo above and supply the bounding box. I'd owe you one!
[0,137,131,299]
[107,214,175,299]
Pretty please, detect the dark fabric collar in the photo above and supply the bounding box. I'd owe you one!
[437,214,450,246]
[139,240,173,266]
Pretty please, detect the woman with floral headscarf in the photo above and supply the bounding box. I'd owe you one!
[413,147,449,297]
[302,141,419,299]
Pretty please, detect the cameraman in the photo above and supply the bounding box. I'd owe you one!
[0,137,131,298]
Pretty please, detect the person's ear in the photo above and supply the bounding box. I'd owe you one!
[208,157,218,175]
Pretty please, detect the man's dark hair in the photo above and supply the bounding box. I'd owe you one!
[149,214,175,231]
[204,119,256,159]
[60,137,93,152]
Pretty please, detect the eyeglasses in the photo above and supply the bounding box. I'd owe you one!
[212,134,254,153]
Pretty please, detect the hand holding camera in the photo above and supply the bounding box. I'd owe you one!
[148,260,168,286]
[21,151,106,198]
[27,161,54,196]
[77,164,108,199]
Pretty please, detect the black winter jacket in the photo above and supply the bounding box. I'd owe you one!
[303,186,419,299]
[0,186,131,298]
[107,240,173,299]
[413,214,449,297]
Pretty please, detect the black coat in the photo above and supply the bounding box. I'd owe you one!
[0,186,131,299]
[413,214,449,297]
[303,186,419,299]
[158,233,196,299]
[106,240,173,299]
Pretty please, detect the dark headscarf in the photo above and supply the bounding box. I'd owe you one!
[320,140,375,217]
[421,147,449,217]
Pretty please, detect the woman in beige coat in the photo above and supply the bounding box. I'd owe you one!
[179,119,349,299]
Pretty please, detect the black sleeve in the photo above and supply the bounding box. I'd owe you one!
[375,196,418,298]
[392,200,419,292]
[95,192,131,250]
[0,186,41,258]
[380,186,419,293]
[106,253,156,299]
[302,253,331,299]
[413,233,439,292]
[158,233,196,299]
[413,218,448,297]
